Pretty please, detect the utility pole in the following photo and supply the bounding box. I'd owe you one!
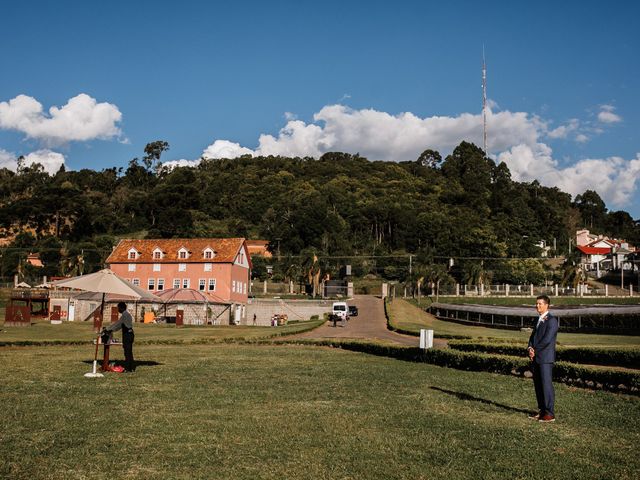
[482,46,488,157]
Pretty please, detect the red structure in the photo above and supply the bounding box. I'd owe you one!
[4,288,49,326]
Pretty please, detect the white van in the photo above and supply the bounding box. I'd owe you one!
[332,302,348,321]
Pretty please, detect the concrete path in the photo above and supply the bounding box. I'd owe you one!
[289,295,420,346]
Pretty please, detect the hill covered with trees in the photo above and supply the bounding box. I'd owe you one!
[1,140,638,286]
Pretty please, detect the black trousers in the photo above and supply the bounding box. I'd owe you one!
[122,330,135,371]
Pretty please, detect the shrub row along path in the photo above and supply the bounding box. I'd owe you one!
[289,294,445,347]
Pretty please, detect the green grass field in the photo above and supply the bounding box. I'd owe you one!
[1,342,638,480]
[388,298,640,347]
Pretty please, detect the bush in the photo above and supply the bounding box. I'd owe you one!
[448,340,640,369]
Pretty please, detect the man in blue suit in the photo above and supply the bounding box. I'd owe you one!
[527,295,558,422]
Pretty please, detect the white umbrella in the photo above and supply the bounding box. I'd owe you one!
[53,269,161,378]
[53,268,160,301]
[16,281,31,288]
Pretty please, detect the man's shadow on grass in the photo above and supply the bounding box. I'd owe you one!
[430,386,531,414]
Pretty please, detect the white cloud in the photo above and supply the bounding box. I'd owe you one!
[547,119,579,139]
[498,144,640,208]
[597,104,622,124]
[24,150,66,174]
[0,148,15,169]
[202,140,254,159]
[214,105,543,161]
[0,93,123,145]
[162,158,201,170]
[0,148,66,174]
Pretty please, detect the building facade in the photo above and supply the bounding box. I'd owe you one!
[106,238,252,323]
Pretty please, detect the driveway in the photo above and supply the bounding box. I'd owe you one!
[290,295,420,346]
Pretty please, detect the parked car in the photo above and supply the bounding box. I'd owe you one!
[348,305,358,317]
[332,302,349,321]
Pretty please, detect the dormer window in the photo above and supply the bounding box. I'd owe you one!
[178,248,189,260]
[203,248,215,260]
[152,248,163,260]
[127,248,139,260]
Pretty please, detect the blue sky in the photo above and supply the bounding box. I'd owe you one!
[1,0,639,219]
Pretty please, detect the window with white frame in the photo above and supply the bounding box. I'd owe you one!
[208,279,216,291]
[232,280,236,293]
[204,263,212,272]
[199,279,205,291]
[153,263,161,272]
[173,278,180,289]
[128,249,138,260]
[128,264,136,272]
[153,249,163,260]
[157,278,165,291]
[132,278,140,287]
[243,282,247,294]
[203,248,214,259]
[182,278,190,289]
[178,248,189,259]
[148,278,155,290]
[179,263,186,272]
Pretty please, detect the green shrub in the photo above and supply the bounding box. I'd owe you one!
[448,340,640,369]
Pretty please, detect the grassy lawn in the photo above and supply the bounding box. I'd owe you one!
[0,320,323,345]
[1,343,638,480]
[388,298,640,347]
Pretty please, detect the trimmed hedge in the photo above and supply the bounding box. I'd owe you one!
[272,338,640,394]
[448,340,640,369]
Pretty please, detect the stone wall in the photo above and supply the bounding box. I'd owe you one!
[245,298,334,326]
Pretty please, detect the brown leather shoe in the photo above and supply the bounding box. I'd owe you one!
[528,412,541,420]
[538,414,555,422]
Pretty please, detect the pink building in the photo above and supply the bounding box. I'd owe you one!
[107,238,252,322]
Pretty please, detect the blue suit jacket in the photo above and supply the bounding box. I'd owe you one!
[528,313,559,364]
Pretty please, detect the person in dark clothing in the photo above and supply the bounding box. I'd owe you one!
[105,302,135,372]
[527,295,558,422]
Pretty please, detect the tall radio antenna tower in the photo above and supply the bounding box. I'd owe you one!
[482,46,488,156]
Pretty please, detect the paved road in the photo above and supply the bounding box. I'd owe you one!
[290,295,420,346]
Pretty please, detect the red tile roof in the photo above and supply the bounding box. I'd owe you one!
[106,238,248,264]
[246,239,272,257]
[577,245,611,255]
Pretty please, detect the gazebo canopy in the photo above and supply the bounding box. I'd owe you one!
[154,288,230,305]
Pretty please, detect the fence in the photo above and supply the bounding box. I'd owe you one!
[428,302,640,335]
[400,282,638,298]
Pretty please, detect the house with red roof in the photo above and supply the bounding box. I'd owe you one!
[575,230,635,276]
[106,238,252,324]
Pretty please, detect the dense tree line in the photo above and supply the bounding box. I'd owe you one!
[1,141,638,286]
